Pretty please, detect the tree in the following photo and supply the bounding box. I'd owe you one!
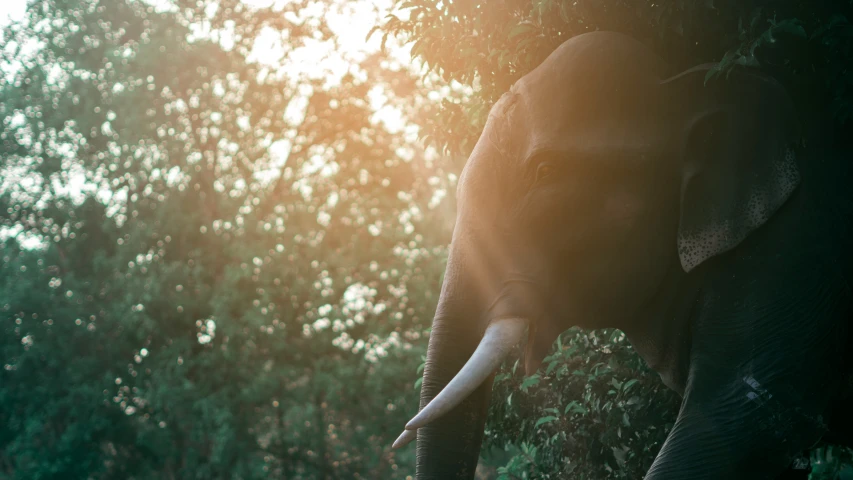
[379,0,853,157]
[1,0,455,477]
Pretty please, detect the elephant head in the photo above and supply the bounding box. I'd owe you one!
[392,31,801,479]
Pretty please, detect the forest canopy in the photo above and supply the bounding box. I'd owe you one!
[1,0,851,478]
[378,0,853,157]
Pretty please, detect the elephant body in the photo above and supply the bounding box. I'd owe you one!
[639,128,853,478]
[392,31,853,479]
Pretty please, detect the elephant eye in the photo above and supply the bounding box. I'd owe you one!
[535,163,559,182]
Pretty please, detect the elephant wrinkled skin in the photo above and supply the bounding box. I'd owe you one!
[393,31,853,479]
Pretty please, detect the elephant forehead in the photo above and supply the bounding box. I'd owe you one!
[461,82,670,203]
[518,30,670,102]
[526,108,667,157]
[508,31,672,158]
[459,32,676,203]
[512,81,670,160]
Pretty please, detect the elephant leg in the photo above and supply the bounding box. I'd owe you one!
[824,372,853,448]
[644,376,829,480]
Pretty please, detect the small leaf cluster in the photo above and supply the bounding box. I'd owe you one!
[811,445,853,480]
[484,328,680,479]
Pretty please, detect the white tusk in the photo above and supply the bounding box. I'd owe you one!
[405,317,528,431]
[391,428,417,449]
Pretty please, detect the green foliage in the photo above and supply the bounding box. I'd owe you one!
[0,0,454,477]
[379,0,853,157]
[811,445,853,480]
[485,329,679,479]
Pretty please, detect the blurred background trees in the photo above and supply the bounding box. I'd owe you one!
[1,0,851,478]
[1,0,456,477]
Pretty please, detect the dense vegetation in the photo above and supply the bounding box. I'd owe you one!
[379,0,853,157]
[0,0,451,477]
[1,0,850,479]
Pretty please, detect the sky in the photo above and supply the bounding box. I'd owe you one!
[0,0,418,126]
[0,0,26,27]
[9,0,397,86]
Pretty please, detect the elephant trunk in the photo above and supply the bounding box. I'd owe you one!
[413,242,492,479]
[414,313,493,479]
[400,235,539,479]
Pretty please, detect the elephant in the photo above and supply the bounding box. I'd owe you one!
[390,31,853,479]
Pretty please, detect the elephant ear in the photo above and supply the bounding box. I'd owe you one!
[664,64,802,273]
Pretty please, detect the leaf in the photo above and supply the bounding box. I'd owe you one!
[380,31,390,54]
[771,19,807,39]
[516,37,538,52]
[612,446,629,467]
[622,379,639,392]
[535,415,559,428]
[398,0,421,9]
[508,23,534,40]
[545,360,559,375]
[811,14,849,39]
[365,24,381,42]
[497,50,508,69]
[414,377,423,390]
[564,400,588,415]
[520,374,540,392]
